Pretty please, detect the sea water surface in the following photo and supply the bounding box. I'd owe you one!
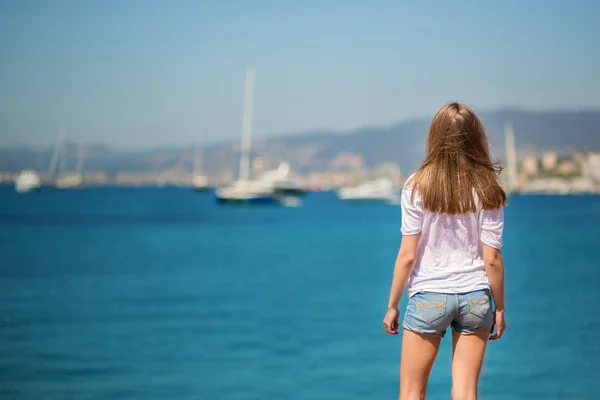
[0,186,599,399]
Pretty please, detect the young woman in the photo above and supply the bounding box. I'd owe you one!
[383,102,507,400]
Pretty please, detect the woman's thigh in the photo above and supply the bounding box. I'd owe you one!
[451,330,489,399]
[400,329,442,398]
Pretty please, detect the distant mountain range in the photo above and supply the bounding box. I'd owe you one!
[1,108,599,176]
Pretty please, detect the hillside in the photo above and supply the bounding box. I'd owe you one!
[1,109,599,175]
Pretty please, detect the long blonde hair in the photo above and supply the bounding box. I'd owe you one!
[411,102,506,214]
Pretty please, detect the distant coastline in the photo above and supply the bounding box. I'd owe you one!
[2,108,600,176]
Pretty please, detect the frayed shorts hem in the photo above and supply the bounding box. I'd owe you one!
[402,321,446,338]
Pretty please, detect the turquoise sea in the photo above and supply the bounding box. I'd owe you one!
[1,186,599,399]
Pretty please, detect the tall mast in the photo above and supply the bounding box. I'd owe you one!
[48,124,66,179]
[59,128,68,175]
[505,123,518,192]
[193,144,203,176]
[238,67,256,183]
[75,142,84,175]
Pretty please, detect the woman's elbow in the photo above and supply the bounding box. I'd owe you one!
[398,251,417,267]
[483,251,503,269]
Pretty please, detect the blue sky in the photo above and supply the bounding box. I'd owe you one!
[1,0,599,148]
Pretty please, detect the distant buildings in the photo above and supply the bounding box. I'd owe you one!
[374,162,403,185]
[521,154,539,176]
[582,153,600,182]
[556,159,578,177]
[306,171,358,190]
[515,151,600,194]
[0,172,15,184]
[541,152,558,171]
[329,152,364,170]
[83,171,109,185]
[114,172,166,186]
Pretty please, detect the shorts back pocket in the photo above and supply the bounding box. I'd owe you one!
[466,291,491,319]
[415,293,447,323]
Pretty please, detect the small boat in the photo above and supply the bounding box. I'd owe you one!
[54,172,84,190]
[14,170,42,193]
[338,177,399,203]
[259,162,307,197]
[192,175,210,192]
[48,127,87,190]
[191,145,211,192]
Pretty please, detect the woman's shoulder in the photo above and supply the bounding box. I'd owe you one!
[401,174,422,207]
[402,174,419,198]
[403,173,417,190]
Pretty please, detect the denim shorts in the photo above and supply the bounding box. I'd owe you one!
[403,289,493,338]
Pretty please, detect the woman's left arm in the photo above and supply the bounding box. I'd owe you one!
[383,234,420,335]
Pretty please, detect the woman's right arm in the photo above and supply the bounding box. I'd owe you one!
[483,244,506,340]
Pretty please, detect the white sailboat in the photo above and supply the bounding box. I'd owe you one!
[14,170,42,193]
[504,123,519,196]
[191,145,210,192]
[338,177,399,204]
[47,126,86,190]
[55,142,85,189]
[215,68,278,205]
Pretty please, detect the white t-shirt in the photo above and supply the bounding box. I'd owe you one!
[401,176,504,297]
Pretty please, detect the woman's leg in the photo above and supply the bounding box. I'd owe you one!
[399,330,441,400]
[450,330,488,400]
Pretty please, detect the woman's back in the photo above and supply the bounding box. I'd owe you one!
[401,177,504,297]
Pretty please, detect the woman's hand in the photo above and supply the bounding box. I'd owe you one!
[383,308,400,335]
[489,309,506,340]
